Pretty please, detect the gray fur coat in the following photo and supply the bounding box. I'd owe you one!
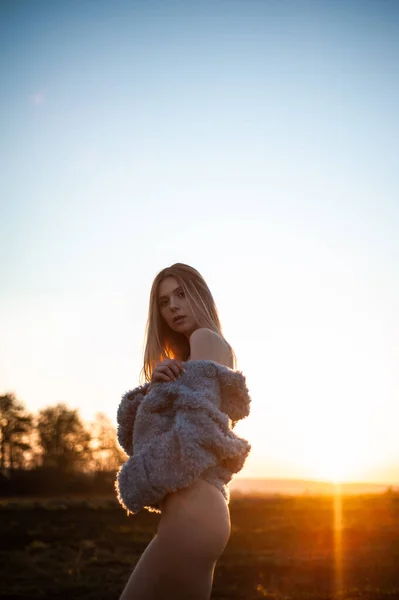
[115,359,252,515]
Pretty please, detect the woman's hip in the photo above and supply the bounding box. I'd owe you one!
[157,479,231,562]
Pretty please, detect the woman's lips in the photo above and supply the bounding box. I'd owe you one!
[173,316,186,325]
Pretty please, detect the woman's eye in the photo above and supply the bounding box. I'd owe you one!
[178,291,185,298]
[160,299,168,307]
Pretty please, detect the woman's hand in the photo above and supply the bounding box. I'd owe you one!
[151,359,185,384]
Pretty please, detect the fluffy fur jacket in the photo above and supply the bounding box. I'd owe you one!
[115,359,252,515]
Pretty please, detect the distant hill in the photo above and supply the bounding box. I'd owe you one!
[229,477,399,496]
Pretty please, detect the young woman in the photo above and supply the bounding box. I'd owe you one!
[119,263,240,600]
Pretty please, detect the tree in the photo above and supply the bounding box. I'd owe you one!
[0,393,33,473]
[36,403,92,473]
[89,412,125,471]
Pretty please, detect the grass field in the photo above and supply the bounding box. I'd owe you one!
[1,492,398,599]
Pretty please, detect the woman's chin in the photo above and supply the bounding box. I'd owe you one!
[169,318,198,338]
[180,324,196,338]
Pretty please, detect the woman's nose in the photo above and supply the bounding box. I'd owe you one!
[170,298,179,310]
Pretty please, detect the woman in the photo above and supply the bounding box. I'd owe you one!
[118,263,249,600]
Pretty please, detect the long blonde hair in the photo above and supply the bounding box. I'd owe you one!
[140,263,236,383]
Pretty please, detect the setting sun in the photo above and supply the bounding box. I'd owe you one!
[303,448,364,484]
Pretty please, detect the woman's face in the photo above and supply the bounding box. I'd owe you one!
[158,276,199,338]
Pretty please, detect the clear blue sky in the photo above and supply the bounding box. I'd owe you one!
[1,0,398,483]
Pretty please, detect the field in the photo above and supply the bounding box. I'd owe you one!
[1,492,399,599]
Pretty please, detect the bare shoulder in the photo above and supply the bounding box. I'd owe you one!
[189,328,233,368]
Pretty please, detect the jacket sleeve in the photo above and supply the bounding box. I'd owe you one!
[116,383,150,456]
[218,372,251,428]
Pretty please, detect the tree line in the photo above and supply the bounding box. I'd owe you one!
[0,392,126,496]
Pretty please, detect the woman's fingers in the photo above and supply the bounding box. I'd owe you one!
[152,359,185,383]
[166,359,185,376]
[152,370,170,382]
[153,366,176,381]
[163,366,177,380]
[169,363,182,378]
[159,360,183,378]
[155,373,171,382]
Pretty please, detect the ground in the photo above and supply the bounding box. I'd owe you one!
[0,492,398,599]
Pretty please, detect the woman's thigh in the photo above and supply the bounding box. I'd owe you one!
[120,533,216,600]
[157,479,231,563]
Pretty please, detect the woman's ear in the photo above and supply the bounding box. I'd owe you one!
[219,373,251,428]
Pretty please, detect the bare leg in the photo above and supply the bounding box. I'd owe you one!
[119,480,231,600]
[118,532,217,600]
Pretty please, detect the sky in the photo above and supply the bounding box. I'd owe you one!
[1,0,398,485]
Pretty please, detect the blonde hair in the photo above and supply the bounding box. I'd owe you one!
[140,263,236,383]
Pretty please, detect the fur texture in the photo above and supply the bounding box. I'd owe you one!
[115,360,252,515]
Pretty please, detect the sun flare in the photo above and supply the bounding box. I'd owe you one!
[303,446,366,484]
